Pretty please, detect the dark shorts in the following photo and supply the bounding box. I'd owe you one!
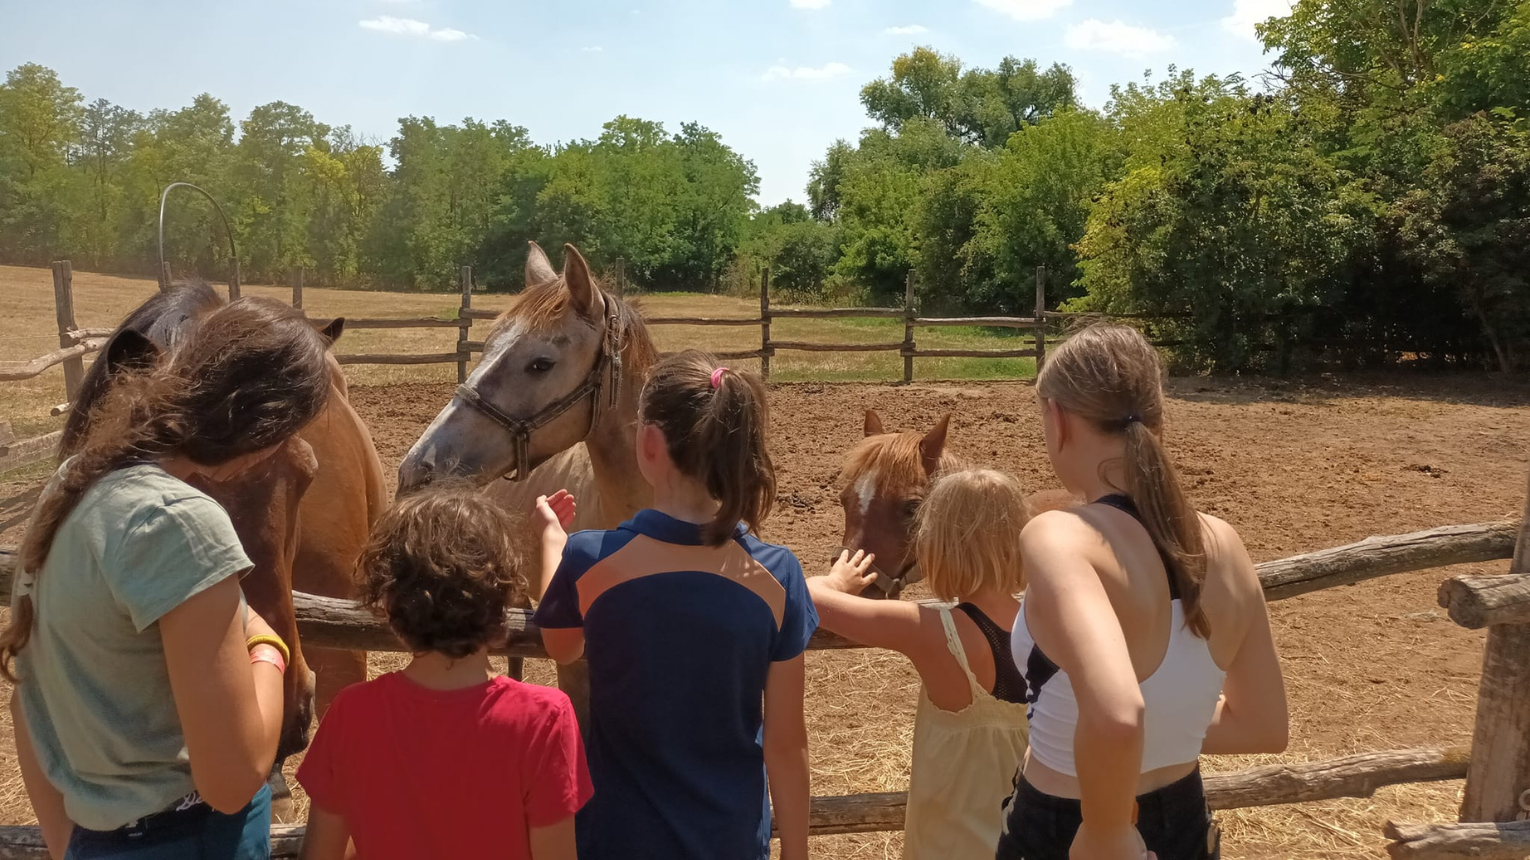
[995,768,1220,860]
[64,785,271,860]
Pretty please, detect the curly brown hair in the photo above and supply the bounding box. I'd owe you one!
[358,485,527,659]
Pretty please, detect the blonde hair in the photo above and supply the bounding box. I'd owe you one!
[1037,323,1209,638]
[915,469,1030,602]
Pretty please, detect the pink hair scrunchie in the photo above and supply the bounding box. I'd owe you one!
[709,367,728,389]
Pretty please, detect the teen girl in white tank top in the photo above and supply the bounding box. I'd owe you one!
[995,326,1289,860]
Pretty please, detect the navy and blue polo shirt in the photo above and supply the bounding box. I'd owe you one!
[532,509,818,860]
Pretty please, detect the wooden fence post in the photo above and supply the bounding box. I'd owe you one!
[615,257,625,297]
[457,266,472,384]
[1459,467,1530,823]
[760,268,772,379]
[229,259,241,301]
[159,261,172,292]
[292,267,304,310]
[903,271,916,383]
[1035,266,1047,372]
[51,261,83,403]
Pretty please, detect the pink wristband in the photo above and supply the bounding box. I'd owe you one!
[250,644,287,675]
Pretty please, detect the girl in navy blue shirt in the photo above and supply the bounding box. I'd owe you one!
[532,350,816,860]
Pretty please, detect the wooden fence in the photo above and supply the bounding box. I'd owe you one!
[0,260,1064,477]
[650,267,1050,380]
[0,515,1527,856]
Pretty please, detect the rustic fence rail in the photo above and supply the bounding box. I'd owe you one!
[0,518,1519,851]
[0,259,1075,476]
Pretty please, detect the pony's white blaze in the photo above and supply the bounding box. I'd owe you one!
[855,470,879,517]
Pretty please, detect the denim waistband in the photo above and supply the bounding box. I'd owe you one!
[74,792,210,840]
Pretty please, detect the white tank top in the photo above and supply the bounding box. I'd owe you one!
[1009,496,1226,777]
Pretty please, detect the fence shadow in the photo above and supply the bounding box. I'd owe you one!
[1166,372,1530,410]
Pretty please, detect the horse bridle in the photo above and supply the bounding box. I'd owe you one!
[834,547,919,600]
[453,295,623,482]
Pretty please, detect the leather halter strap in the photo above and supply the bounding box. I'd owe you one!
[833,547,919,599]
[454,295,624,482]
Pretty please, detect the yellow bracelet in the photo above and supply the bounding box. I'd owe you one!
[246,635,290,665]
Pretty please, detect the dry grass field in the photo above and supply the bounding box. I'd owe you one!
[3,264,1529,858]
[0,265,1035,443]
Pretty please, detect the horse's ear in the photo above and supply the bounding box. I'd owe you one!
[104,329,160,376]
[863,409,885,437]
[318,317,345,346]
[526,241,557,286]
[919,413,950,475]
[562,243,597,316]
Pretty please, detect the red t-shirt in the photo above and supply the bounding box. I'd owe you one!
[296,673,592,860]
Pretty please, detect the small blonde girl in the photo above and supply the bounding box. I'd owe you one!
[810,468,1032,859]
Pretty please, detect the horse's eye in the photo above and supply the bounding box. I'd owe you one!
[902,500,921,518]
[527,358,555,374]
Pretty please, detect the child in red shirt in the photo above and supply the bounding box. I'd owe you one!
[297,485,590,860]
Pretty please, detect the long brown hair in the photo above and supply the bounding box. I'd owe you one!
[1037,324,1210,637]
[1,298,332,681]
[639,350,775,545]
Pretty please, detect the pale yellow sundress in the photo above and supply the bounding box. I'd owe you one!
[903,605,1031,860]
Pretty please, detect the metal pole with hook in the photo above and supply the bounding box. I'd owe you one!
[157,182,239,299]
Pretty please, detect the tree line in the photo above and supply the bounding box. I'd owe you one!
[2,0,1528,370]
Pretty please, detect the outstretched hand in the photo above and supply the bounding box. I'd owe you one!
[822,549,877,595]
[534,490,577,542]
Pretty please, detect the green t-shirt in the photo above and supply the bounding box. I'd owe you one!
[14,462,252,831]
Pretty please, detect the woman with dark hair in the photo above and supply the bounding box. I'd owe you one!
[4,297,333,860]
[533,350,816,860]
[997,325,1289,860]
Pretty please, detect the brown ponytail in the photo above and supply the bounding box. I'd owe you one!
[1038,324,1210,638]
[639,350,776,545]
[1,298,332,682]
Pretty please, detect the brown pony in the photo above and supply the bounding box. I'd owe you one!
[838,409,1076,599]
[62,282,387,813]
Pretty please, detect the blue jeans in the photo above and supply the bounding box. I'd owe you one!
[65,786,271,860]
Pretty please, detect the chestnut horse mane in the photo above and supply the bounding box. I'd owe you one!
[489,276,658,376]
[840,431,967,497]
[60,280,224,457]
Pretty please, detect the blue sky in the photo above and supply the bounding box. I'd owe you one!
[3,0,1293,205]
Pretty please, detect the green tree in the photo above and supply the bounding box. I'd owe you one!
[1076,75,1369,369]
[1396,114,1530,370]
[0,63,84,264]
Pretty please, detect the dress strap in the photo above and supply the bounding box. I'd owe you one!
[935,606,985,699]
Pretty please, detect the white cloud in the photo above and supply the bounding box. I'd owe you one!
[1064,19,1176,58]
[789,0,832,8]
[972,0,1072,22]
[1221,0,1295,41]
[581,46,604,52]
[358,16,476,41]
[762,61,851,81]
[883,25,929,35]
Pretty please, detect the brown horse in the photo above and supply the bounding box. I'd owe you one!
[838,409,1076,599]
[62,283,386,810]
[397,242,658,724]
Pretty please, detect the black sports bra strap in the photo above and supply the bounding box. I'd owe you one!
[1090,494,1181,599]
[954,603,1028,705]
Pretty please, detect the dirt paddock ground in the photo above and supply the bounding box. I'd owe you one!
[2,372,1528,858]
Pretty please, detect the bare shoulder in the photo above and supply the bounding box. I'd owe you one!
[1022,508,1098,543]
[1020,510,1107,588]
[1198,513,1261,594]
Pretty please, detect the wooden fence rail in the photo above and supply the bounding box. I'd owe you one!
[1,260,1101,477]
[0,745,1474,858]
[0,520,1516,658]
